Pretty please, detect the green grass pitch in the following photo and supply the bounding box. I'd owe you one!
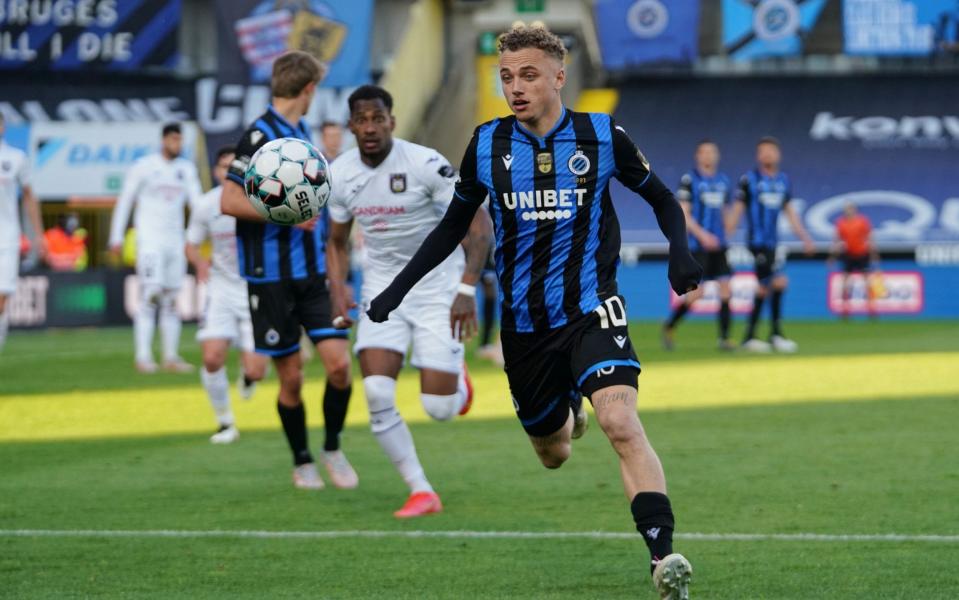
[1,320,958,598]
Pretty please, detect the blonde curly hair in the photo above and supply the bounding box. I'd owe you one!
[497,24,567,62]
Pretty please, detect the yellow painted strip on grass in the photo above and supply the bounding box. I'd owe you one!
[0,352,956,442]
[575,89,620,115]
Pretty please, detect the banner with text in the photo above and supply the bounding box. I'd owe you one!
[0,0,181,71]
[843,0,958,55]
[214,0,372,88]
[593,0,700,68]
[722,0,830,60]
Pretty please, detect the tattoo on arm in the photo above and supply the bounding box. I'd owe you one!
[461,211,493,285]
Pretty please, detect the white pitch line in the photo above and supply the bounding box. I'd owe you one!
[2,529,959,543]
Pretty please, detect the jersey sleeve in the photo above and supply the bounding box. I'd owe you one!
[419,149,458,216]
[185,196,211,246]
[783,175,793,205]
[452,132,487,206]
[325,163,352,224]
[610,122,652,192]
[735,175,750,204]
[676,173,692,203]
[108,160,143,247]
[227,127,269,186]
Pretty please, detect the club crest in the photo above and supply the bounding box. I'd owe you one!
[567,150,591,176]
[536,152,553,174]
[390,173,407,193]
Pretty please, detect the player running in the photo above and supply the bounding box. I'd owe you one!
[662,140,734,351]
[220,51,357,491]
[367,26,700,599]
[109,123,201,373]
[831,202,878,319]
[326,85,492,518]
[727,137,814,353]
[0,113,45,352]
[185,146,268,444]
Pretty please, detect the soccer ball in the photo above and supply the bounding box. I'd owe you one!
[244,137,331,225]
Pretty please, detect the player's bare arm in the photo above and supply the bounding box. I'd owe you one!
[220,179,266,222]
[784,203,815,255]
[327,219,356,329]
[450,208,493,341]
[184,242,210,284]
[21,184,46,259]
[725,199,745,237]
[678,199,719,251]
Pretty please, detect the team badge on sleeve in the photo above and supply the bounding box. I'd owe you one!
[390,173,407,193]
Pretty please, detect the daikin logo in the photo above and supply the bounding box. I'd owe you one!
[810,112,959,148]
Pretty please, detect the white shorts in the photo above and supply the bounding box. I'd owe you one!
[137,245,186,291]
[354,292,464,374]
[0,247,17,295]
[197,283,254,352]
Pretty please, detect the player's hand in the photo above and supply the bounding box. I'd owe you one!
[367,292,399,323]
[450,293,478,342]
[700,232,720,251]
[668,249,703,295]
[330,283,356,329]
[295,216,318,233]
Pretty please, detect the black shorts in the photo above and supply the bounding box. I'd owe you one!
[247,275,348,358]
[750,247,781,284]
[692,249,732,281]
[842,254,871,273]
[500,295,641,438]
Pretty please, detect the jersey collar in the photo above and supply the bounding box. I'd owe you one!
[512,106,572,148]
[267,105,306,136]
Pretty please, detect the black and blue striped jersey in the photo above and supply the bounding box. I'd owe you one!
[452,108,655,333]
[226,106,327,283]
[736,168,792,250]
[677,169,731,252]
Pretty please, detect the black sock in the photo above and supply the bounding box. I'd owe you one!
[743,294,765,342]
[719,300,731,340]
[243,374,254,387]
[481,294,495,346]
[631,492,676,574]
[770,290,784,337]
[665,302,690,329]
[277,401,312,466]
[322,383,351,452]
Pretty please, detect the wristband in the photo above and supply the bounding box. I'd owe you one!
[457,283,476,297]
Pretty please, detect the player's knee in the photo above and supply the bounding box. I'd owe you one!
[598,413,645,451]
[278,369,303,399]
[323,355,351,388]
[364,376,401,433]
[243,359,267,381]
[773,275,789,290]
[202,353,225,373]
[535,443,570,469]
[421,393,460,422]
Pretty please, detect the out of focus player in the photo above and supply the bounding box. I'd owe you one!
[727,137,814,353]
[0,113,45,352]
[831,202,878,319]
[220,51,357,491]
[367,26,699,598]
[109,123,201,372]
[319,121,345,160]
[185,146,268,444]
[326,85,492,518]
[662,140,734,351]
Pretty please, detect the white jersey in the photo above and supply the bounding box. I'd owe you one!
[109,153,201,250]
[186,186,245,293]
[328,139,463,300]
[0,141,30,250]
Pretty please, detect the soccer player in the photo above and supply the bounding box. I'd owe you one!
[662,140,734,351]
[326,85,492,518]
[220,51,357,491]
[367,26,700,599]
[109,123,201,373]
[0,113,45,352]
[727,137,814,353]
[185,146,269,444]
[319,121,345,161]
[831,202,878,319]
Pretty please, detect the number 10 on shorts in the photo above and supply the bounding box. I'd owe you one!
[594,296,627,329]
